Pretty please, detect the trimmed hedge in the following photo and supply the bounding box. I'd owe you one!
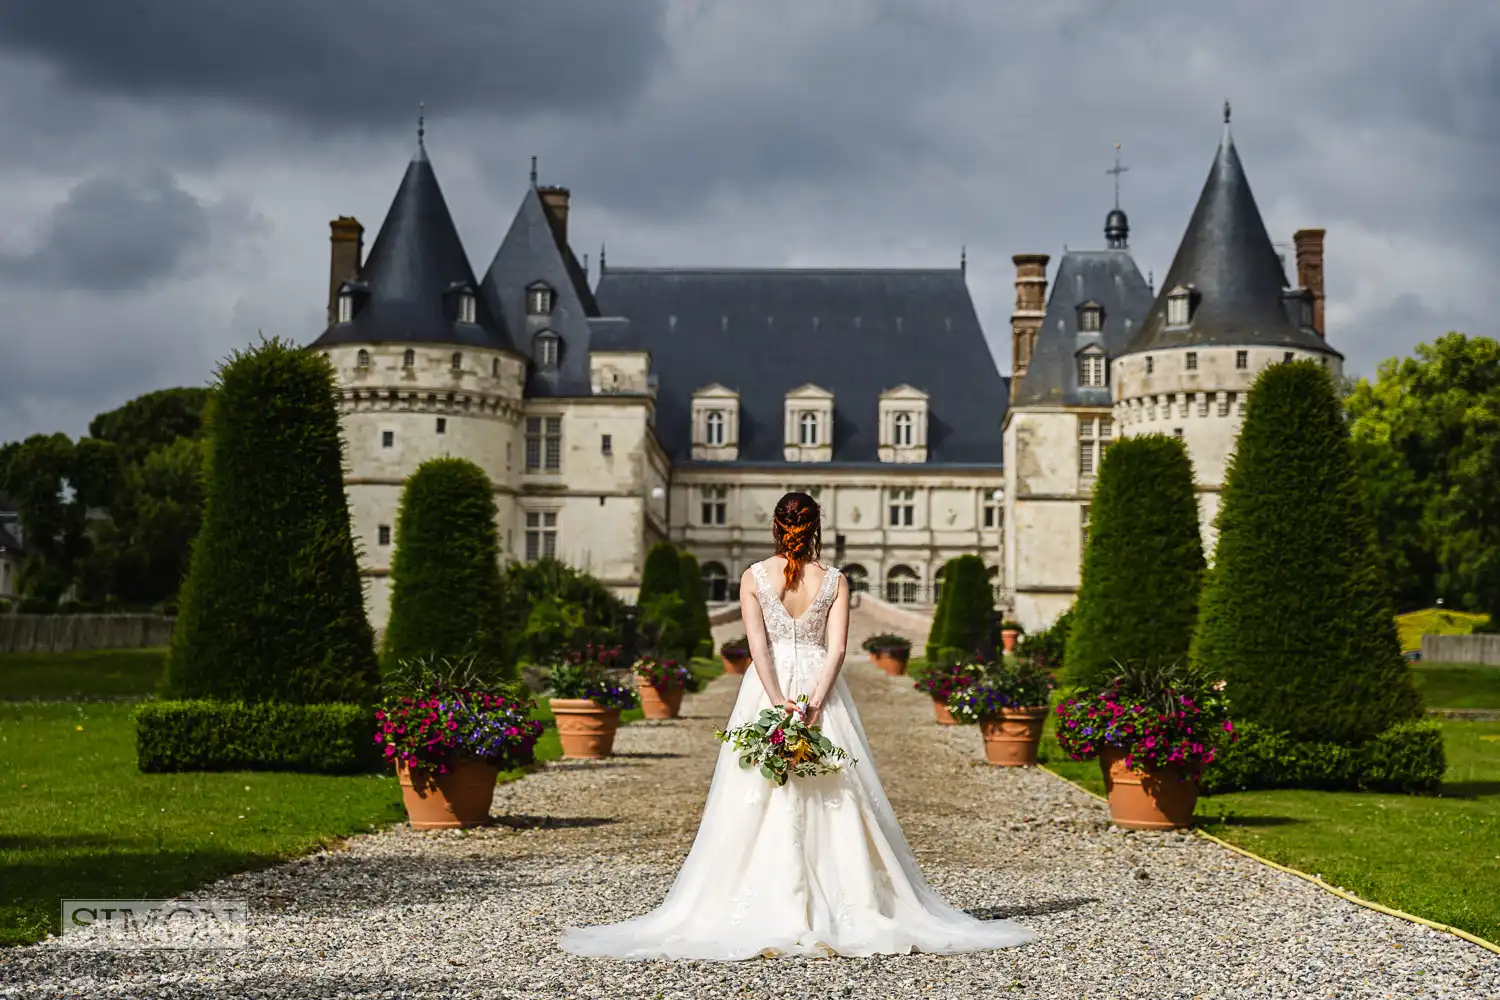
[939,555,994,658]
[1193,361,1422,744]
[639,541,681,606]
[1067,434,1205,689]
[1201,719,1446,795]
[134,700,380,774]
[677,550,712,659]
[166,339,377,705]
[925,559,955,661]
[380,457,509,679]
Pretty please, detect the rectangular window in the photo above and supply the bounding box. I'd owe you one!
[887,488,915,527]
[1186,351,1198,371]
[435,417,447,434]
[524,511,557,561]
[377,524,391,546]
[1078,352,1105,388]
[983,499,1000,529]
[525,416,562,472]
[700,485,727,526]
[381,430,394,449]
[1235,350,1248,370]
[1174,427,1184,438]
[601,434,612,456]
[1145,356,1155,375]
[1079,416,1112,476]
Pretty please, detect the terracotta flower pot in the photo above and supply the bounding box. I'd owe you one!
[1099,747,1200,830]
[395,758,500,829]
[1000,629,1020,654]
[637,678,685,720]
[870,648,910,676]
[722,653,750,675]
[978,706,1049,766]
[931,695,957,725]
[550,698,622,759]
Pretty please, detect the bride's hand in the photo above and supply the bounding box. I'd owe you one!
[777,699,801,716]
[802,701,823,727]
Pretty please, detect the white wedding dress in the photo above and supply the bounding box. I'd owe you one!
[559,561,1036,961]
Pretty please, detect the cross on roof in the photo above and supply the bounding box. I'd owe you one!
[1106,142,1128,209]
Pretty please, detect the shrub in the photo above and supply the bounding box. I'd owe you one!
[931,555,994,659]
[498,559,627,667]
[1019,605,1073,671]
[638,541,682,653]
[1066,435,1204,690]
[925,560,955,661]
[166,339,376,705]
[912,658,984,703]
[720,635,749,658]
[676,550,711,659]
[546,657,639,710]
[374,654,542,776]
[947,659,1055,722]
[1201,719,1446,794]
[863,633,911,653]
[1193,362,1422,744]
[380,457,509,679]
[134,700,379,774]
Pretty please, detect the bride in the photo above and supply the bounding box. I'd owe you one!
[559,492,1035,960]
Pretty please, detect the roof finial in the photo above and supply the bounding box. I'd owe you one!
[1106,141,1129,210]
[529,156,538,186]
[1148,269,1155,295]
[1224,99,1232,124]
[960,245,967,274]
[417,102,425,146]
[599,242,607,273]
[583,252,590,279]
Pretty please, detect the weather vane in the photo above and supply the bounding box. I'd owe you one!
[417,102,425,145]
[1106,142,1129,210]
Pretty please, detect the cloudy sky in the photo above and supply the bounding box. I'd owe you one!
[0,1,1495,441]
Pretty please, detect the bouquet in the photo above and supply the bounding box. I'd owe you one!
[714,697,855,786]
[947,659,1056,723]
[375,655,544,776]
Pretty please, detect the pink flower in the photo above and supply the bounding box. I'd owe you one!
[769,729,786,746]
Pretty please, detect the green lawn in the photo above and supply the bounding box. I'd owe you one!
[0,654,725,946]
[0,649,167,700]
[1414,661,1500,711]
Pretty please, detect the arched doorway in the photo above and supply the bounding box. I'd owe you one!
[885,564,919,605]
[933,564,947,605]
[841,563,870,595]
[701,561,730,603]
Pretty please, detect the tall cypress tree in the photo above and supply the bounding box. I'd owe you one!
[1066,434,1205,689]
[380,457,509,679]
[166,339,376,704]
[935,554,993,658]
[638,541,683,654]
[925,558,956,661]
[1193,361,1422,743]
[677,550,711,658]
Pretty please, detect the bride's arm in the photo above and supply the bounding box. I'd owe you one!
[806,575,850,722]
[739,567,795,710]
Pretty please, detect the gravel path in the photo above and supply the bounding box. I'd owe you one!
[3,664,1497,999]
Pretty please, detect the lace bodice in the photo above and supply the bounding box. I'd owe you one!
[751,561,842,649]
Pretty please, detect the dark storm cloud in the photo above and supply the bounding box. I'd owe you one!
[0,168,215,292]
[0,0,670,129]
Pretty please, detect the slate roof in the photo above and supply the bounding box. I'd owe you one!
[593,267,1008,466]
[313,142,510,351]
[0,523,22,555]
[1011,226,1153,408]
[1122,122,1339,358]
[481,188,600,397]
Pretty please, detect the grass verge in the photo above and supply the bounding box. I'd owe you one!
[0,649,166,700]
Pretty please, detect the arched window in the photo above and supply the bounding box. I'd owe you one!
[534,331,560,369]
[700,561,730,603]
[798,411,819,446]
[893,411,913,446]
[933,564,947,605]
[706,409,726,446]
[885,565,919,605]
[527,283,555,316]
[451,352,463,371]
[356,349,370,370]
[402,348,415,369]
[841,564,869,595]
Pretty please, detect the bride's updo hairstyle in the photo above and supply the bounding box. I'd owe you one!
[772,491,822,590]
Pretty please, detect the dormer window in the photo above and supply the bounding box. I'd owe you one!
[356,349,370,370]
[893,412,914,446]
[458,292,476,325]
[798,411,820,446]
[534,330,560,369]
[337,291,355,324]
[783,383,834,462]
[403,349,415,369]
[1301,299,1313,327]
[706,409,726,446]
[1166,286,1192,326]
[1079,302,1103,333]
[527,283,555,316]
[1078,348,1106,388]
[877,384,928,463]
[451,352,463,371]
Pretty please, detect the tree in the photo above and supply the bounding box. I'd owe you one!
[380,456,509,678]
[932,554,993,659]
[1066,435,1205,689]
[165,339,377,705]
[1347,332,1500,620]
[1194,361,1421,744]
[498,559,627,665]
[638,541,682,654]
[89,388,212,467]
[0,433,119,604]
[925,559,955,661]
[677,549,711,659]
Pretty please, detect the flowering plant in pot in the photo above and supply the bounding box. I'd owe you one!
[911,656,981,725]
[998,619,1026,654]
[947,659,1056,766]
[861,633,912,675]
[1053,661,1236,830]
[633,656,703,719]
[546,649,639,759]
[375,654,544,829]
[719,635,751,675]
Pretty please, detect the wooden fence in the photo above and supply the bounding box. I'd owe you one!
[0,615,175,654]
[1421,633,1500,666]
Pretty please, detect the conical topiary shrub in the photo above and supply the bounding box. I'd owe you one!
[166,338,377,704]
[1192,361,1422,745]
[925,558,956,661]
[380,456,509,679]
[933,554,993,659]
[1066,434,1205,690]
[677,549,711,659]
[637,541,682,654]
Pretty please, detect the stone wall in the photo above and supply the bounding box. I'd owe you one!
[0,615,174,654]
[1422,634,1500,666]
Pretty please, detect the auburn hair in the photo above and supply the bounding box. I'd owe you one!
[772,491,822,590]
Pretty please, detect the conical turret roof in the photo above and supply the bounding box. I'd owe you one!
[314,143,510,349]
[1121,117,1335,357]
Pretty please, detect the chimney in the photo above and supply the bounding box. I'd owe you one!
[538,186,571,245]
[1010,254,1050,400]
[1293,228,1325,337]
[327,216,364,326]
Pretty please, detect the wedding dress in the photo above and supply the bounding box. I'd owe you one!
[558,561,1036,961]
